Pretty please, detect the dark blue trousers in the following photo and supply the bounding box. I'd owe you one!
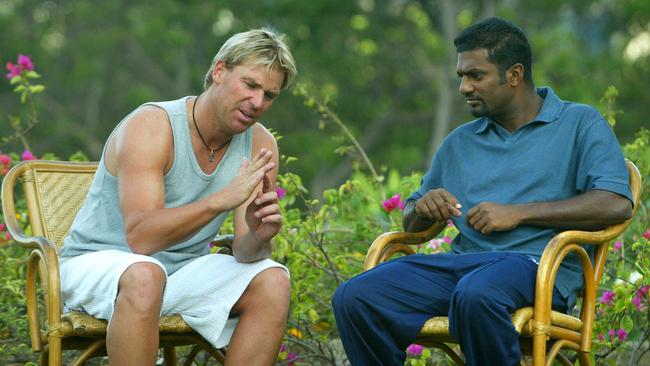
[332,252,568,366]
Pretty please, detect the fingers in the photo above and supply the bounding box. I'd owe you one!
[254,189,278,206]
[417,189,462,221]
[262,174,271,194]
[248,149,274,173]
[253,203,282,223]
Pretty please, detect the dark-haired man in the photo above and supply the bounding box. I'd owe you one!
[333,17,633,365]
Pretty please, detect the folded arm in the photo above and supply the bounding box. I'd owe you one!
[466,189,632,235]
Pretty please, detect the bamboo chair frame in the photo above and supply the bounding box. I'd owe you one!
[1,160,229,366]
[363,160,642,366]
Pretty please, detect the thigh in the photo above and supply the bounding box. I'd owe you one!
[344,253,460,316]
[60,250,166,320]
[454,253,567,312]
[162,254,287,314]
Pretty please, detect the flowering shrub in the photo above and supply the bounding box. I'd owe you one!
[0,58,648,366]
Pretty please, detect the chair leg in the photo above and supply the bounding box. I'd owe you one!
[163,346,178,366]
[40,346,48,366]
[70,339,106,366]
[578,352,592,366]
[429,342,465,366]
[49,336,63,366]
[182,345,202,366]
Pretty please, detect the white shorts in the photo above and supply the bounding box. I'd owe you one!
[60,250,288,348]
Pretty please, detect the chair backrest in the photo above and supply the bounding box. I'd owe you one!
[2,160,98,252]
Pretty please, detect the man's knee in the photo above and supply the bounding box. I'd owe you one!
[332,278,364,318]
[452,276,500,310]
[240,267,290,312]
[117,262,166,313]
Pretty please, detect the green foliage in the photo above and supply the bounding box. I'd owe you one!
[592,128,650,365]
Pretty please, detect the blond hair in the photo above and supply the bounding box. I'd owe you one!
[203,27,297,90]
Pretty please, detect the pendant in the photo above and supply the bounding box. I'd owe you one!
[209,149,216,162]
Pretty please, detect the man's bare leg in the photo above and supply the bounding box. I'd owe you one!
[226,267,291,366]
[106,262,166,365]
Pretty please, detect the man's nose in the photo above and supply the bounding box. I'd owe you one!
[459,77,473,95]
[250,90,263,111]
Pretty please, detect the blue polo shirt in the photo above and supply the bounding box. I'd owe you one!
[408,87,632,306]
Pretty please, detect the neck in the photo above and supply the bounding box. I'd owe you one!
[495,86,542,132]
[191,93,231,162]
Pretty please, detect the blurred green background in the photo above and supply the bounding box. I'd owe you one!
[1,0,649,193]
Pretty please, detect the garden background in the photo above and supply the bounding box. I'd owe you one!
[1,0,649,365]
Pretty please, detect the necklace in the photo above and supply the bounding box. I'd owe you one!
[192,94,231,162]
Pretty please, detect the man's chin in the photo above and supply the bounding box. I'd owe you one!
[470,110,488,118]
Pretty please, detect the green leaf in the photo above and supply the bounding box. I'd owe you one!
[24,70,41,79]
[29,85,46,93]
[308,308,319,322]
[621,315,633,332]
[13,85,26,93]
[20,92,27,104]
[9,75,22,84]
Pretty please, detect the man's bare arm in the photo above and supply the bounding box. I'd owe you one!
[231,124,281,263]
[112,107,275,255]
[466,190,632,235]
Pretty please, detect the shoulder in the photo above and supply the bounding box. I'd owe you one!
[251,122,278,152]
[560,101,603,121]
[106,104,174,173]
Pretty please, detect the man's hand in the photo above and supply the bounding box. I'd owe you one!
[467,202,522,235]
[212,148,275,211]
[415,188,463,222]
[245,174,282,241]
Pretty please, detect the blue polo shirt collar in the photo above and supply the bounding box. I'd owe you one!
[475,86,563,134]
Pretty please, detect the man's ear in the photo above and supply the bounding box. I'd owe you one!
[507,63,525,87]
[211,60,228,85]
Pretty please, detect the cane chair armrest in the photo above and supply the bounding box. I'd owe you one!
[210,234,234,255]
[533,160,641,354]
[25,239,63,352]
[364,222,445,270]
[1,162,36,248]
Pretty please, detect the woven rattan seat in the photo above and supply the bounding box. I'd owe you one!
[2,160,227,366]
[363,160,641,366]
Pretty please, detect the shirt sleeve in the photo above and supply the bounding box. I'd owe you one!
[575,116,633,204]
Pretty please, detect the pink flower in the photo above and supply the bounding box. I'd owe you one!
[279,343,287,353]
[612,241,622,252]
[443,236,452,244]
[640,285,650,295]
[382,194,404,213]
[427,239,442,250]
[17,54,34,71]
[617,329,628,342]
[632,295,643,310]
[21,149,36,161]
[598,333,605,341]
[406,343,424,356]
[0,153,11,166]
[643,229,650,240]
[286,351,297,366]
[599,290,615,306]
[0,153,12,176]
[6,62,21,79]
[608,329,616,340]
[0,223,5,231]
[275,186,286,200]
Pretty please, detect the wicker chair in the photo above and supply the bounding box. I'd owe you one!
[1,160,229,366]
[363,160,642,366]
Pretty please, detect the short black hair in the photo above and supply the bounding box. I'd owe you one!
[454,17,533,83]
